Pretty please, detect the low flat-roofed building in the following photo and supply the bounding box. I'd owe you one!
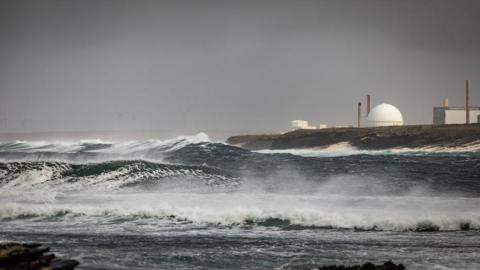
[290,120,317,130]
[433,106,480,125]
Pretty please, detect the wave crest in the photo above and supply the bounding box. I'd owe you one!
[0,160,239,192]
[0,133,214,162]
[1,201,479,232]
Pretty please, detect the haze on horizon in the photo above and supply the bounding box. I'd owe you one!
[0,0,479,134]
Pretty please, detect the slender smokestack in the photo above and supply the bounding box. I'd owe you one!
[357,102,362,128]
[367,95,371,115]
[443,98,449,108]
[466,80,471,124]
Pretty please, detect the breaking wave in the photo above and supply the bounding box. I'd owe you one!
[0,133,213,162]
[1,133,480,233]
[0,160,238,192]
[1,159,479,232]
[1,192,479,232]
[2,134,479,164]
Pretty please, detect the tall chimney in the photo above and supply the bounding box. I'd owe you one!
[466,80,471,124]
[367,95,371,116]
[357,102,362,128]
[443,98,449,108]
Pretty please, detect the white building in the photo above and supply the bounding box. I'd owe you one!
[366,103,404,127]
[290,120,317,130]
[433,107,480,125]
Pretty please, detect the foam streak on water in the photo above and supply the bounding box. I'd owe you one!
[255,141,480,157]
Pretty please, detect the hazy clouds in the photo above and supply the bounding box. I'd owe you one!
[0,0,479,133]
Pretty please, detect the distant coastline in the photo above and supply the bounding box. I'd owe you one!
[226,124,480,150]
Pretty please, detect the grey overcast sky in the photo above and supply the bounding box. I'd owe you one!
[0,0,479,133]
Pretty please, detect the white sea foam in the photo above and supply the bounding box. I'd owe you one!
[0,133,213,162]
[0,133,210,152]
[255,141,480,157]
[1,187,479,232]
[1,133,479,232]
[2,134,479,162]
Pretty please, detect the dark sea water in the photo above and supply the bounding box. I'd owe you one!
[0,133,479,270]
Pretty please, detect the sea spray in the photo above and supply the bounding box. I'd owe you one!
[1,133,480,269]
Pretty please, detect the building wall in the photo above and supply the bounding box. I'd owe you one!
[433,108,446,125]
[291,120,322,130]
[291,120,318,130]
[469,110,480,123]
[433,107,480,124]
[446,110,480,124]
[291,120,309,129]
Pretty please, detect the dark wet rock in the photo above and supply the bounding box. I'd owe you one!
[0,243,79,270]
[316,261,405,270]
[285,261,405,270]
[460,222,471,231]
[414,221,440,232]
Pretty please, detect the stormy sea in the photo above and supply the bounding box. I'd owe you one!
[0,133,479,270]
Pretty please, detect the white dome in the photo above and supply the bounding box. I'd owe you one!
[367,103,404,127]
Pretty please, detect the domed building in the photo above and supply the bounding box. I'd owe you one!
[367,103,404,127]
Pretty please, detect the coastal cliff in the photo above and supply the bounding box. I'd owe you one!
[226,124,480,150]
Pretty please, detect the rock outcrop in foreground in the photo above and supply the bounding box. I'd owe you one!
[227,124,480,150]
[0,243,79,270]
[316,260,405,270]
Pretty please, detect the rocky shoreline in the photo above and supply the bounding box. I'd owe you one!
[227,124,480,150]
[0,243,408,269]
[0,243,405,270]
[0,243,79,270]
[315,261,405,270]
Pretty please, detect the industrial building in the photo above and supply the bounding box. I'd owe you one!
[433,99,480,125]
[433,80,480,125]
[290,120,328,130]
[296,78,477,130]
[367,103,404,127]
[290,120,317,130]
[357,95,404,127]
